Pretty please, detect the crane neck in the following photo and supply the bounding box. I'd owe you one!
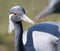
[14,21,25,51]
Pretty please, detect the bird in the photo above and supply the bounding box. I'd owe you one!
[36,0,60,19]
[8,5,60,51]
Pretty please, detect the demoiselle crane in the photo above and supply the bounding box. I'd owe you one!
[8,5,60,51]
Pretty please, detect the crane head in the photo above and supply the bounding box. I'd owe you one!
[8,5,35,33]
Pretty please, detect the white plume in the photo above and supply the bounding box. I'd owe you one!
[8,14,14,33]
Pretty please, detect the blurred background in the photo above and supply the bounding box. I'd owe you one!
[0,0,60,51]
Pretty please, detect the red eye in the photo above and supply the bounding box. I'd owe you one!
[14,12,17,16]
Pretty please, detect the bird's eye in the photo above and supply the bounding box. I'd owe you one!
[13,12,17,16]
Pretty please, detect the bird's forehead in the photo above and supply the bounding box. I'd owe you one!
[9,6,24,14]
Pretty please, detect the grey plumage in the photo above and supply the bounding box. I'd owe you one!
[9,6,25,14]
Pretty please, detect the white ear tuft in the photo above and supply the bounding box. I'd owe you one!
[8,14,14,33]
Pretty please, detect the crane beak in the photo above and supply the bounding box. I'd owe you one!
[36,1,54,19]
[21,14,35,24]
[36,7,53,19]
[8,14,14,33]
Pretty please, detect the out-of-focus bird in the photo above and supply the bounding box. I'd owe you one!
[36,0,60,19]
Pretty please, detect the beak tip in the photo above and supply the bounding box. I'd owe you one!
[31,21,35,24]
[32,22,35,24]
